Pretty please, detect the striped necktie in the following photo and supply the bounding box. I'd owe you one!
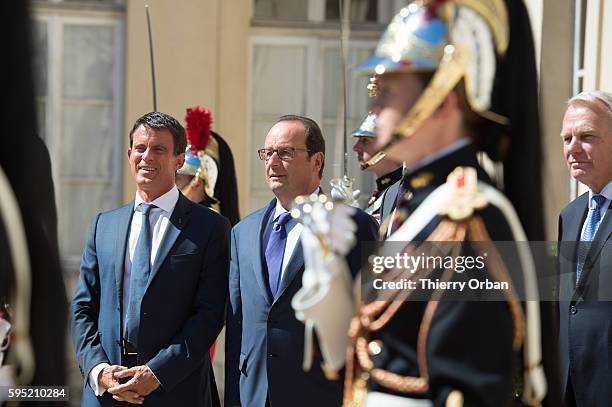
[576,194,606,282]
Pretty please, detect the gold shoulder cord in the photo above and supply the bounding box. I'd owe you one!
[344,216,525,406]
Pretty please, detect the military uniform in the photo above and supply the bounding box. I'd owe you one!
[341,1,548,406]
[348,142,526,406]
[364,167,402,221]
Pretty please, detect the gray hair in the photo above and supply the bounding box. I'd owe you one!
[568,91,612,126]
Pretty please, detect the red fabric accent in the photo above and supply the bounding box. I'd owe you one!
[209,340,217,360]
[185,106,212,153]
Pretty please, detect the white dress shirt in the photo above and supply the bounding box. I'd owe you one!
[580,180,612,238]
[89,186,179,396]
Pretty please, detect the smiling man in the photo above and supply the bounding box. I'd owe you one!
[558,91,612,407]
[71,111,229,406]
[224,115,377,407]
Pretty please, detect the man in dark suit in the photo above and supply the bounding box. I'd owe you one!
[71,112,229,406]
[558,91,612,407]
[225,115,378,407]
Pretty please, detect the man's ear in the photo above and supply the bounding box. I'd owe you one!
[127,148,132,160]
[175,153,186,170]
[315,152,324,172]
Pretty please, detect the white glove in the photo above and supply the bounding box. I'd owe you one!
[292,200,358,374]
[330,176,360,208]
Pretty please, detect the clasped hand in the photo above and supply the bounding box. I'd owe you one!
[101,364,160,404]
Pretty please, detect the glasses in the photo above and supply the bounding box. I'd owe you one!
[257,147,310,161]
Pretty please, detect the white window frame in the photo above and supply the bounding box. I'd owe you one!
[32,9,125,268]
[253,0,401,24]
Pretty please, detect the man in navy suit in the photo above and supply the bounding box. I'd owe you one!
[558,91,612,407]
[71,112,229,406]
[225,115,378,407]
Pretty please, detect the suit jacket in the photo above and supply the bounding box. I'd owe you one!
[71,193,229,407]
[558,191,612,407]
[225,198,378,407]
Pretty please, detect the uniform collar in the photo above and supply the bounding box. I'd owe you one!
[375,166,403,192]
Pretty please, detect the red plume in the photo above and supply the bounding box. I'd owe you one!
[185,106,212,153]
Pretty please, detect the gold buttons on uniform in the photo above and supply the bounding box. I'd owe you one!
[368,340,383,356]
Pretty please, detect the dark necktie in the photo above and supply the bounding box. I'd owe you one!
[126,203,155,346]
[265,212,292,297]
[576,194,606,282]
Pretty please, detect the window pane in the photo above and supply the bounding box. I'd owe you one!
[63,25,114,99]
[323,46,375,121]
[61,104,114,178]
[326,0,378,22]
[254,0,308,20]
[58,183,114,257]
[252,45,306,115]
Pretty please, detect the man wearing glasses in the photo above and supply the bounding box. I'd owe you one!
[225,115,377,407]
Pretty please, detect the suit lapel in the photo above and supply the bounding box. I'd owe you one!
[562,196,587,293]
[565,196,588,243]
[255,200,277,305]
[273,240,304,304]
[114,203,134,304]
[146,194,191,290]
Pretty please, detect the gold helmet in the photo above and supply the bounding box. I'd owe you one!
[357,0,510,168]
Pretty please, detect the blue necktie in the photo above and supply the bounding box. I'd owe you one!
[576,194,606,282]
[265,212,292,297]
[126,203,155,346]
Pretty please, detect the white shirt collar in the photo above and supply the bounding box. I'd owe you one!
[273,186,320,221]
[589,180,612,207]
[134,186,179,214]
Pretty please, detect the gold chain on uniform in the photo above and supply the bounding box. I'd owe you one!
[343,217,525,405]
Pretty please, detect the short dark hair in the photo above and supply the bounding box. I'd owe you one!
[274,115,325,178]
[129,111,187,156]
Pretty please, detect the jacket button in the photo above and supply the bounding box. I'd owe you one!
[570,305,577,315]
[267,353,276,358]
